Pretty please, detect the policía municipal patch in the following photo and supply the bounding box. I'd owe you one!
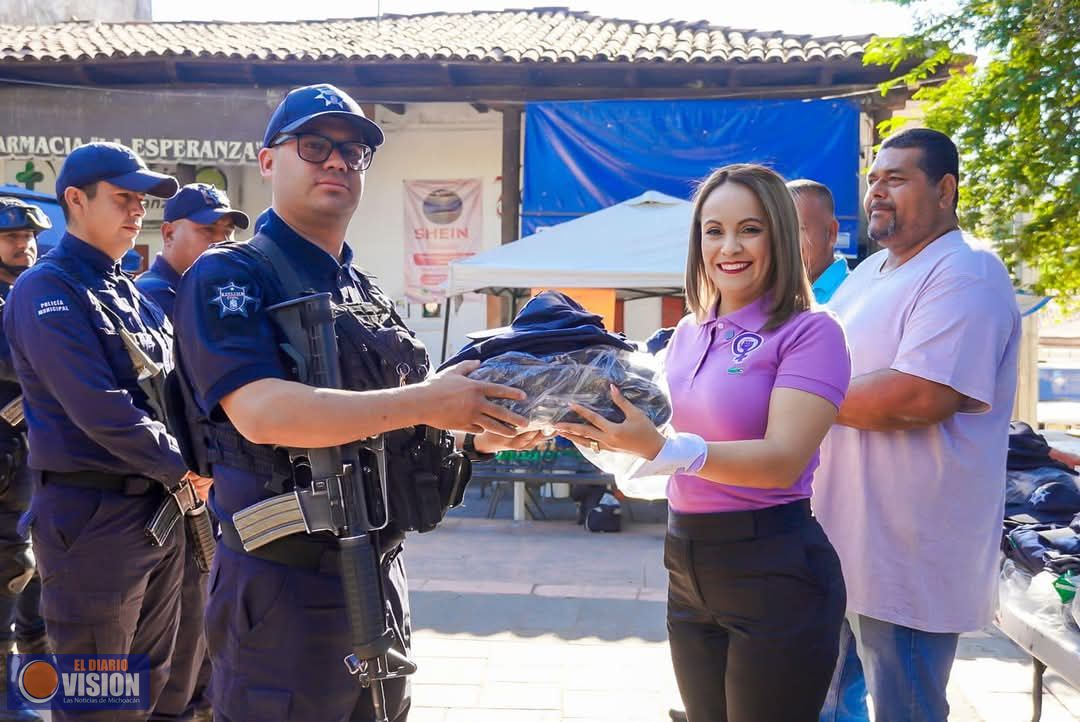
[209,282,257,318]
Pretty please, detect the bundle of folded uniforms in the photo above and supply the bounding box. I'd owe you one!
[440,291,672,432]
[1001,422,1080,628]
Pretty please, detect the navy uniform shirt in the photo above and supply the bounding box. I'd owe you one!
[2,233,187,485]
[135,254,182,319]
[0,284,23,440]
[175,209,388,521]
[0,283,20,385]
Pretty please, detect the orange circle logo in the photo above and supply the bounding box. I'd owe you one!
[18,659,59,703]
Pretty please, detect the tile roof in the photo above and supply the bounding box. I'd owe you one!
[0,8,871,66]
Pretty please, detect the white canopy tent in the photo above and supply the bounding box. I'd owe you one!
[445,191,692,301]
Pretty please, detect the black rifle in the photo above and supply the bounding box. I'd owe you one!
[233,292,415,721]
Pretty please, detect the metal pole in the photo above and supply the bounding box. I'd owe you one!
[440,297,452,364]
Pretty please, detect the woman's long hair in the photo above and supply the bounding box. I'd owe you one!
[684,164,813,330]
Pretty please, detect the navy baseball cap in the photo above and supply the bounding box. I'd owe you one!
[56,142,178,199]
[164,183,250,229]
[263,84,384,149]
[0,197,51,232]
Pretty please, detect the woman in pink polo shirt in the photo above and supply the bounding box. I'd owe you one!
[558,164,850,721]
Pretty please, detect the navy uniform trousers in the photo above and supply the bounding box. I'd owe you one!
[206,543,411,722]
[30,480,184,722]
[0,460,44,651]
[150,548,209,720]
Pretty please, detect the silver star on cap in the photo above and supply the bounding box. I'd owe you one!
[198,184,228,208]
[314,88,346,109]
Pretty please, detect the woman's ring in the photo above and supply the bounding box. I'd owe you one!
[589,440,600,453]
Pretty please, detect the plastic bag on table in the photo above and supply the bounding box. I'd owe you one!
[999,558,1031,618]
[1026,570,1072,632]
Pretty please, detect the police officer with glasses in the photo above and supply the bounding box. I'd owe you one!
[172,83,538,722]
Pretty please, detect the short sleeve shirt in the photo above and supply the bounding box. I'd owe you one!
[664,296,851,513]
[173,209,389,521]
[814,230,1021,632]
[813,256,850,303]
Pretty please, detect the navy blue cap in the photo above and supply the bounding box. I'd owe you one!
[0,196,51,232]
[163,183,250,230]
[56,142,179,199]
[263,84,384,149]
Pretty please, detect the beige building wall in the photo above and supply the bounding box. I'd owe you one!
[0,0,150,23]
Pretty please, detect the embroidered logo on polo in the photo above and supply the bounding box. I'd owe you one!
[727,331,764,375]
[209,282,257,318]
[731,332,764,362]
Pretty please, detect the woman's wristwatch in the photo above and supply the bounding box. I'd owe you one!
[462,433,497,462]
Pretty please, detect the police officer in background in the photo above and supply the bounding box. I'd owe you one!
[138,183,249,318]
[172,83,538,722]
[3,143,205,722]
[136,184,247,722]
[0,197,50,722]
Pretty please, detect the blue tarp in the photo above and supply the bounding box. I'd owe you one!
[523,99,861,254]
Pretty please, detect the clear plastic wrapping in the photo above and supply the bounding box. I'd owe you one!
[468,347,674,499]
[467,347,672,432]
[1000,561,1080,635]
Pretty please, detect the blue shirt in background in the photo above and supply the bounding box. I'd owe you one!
[813,256,851,304]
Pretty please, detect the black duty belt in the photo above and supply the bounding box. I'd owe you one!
[667,499,812,543]
[218,515,404,573]
[39,470,160,496]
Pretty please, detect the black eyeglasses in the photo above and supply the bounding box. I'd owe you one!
[272,133,374,172]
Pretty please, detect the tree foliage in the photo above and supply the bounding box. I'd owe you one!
[866,0,1079,300]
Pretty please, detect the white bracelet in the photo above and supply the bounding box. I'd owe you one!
[629,432,708,479]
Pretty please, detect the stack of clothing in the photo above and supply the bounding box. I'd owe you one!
[1002,422,1080,587]
[442,291,672,431]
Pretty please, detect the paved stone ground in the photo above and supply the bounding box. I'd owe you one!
[405,513,1080,722]
[29,482,1080,721]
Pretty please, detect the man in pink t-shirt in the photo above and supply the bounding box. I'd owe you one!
[814,129,1020,722]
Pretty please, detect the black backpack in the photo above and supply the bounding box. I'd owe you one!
[585,492,622,533]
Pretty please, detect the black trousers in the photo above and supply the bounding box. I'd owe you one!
[665,501,846,722]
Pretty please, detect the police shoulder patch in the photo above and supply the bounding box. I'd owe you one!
[36,297,71,317]
[209,281,259,318]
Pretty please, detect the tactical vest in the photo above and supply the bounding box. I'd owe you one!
[176,233,468,534]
